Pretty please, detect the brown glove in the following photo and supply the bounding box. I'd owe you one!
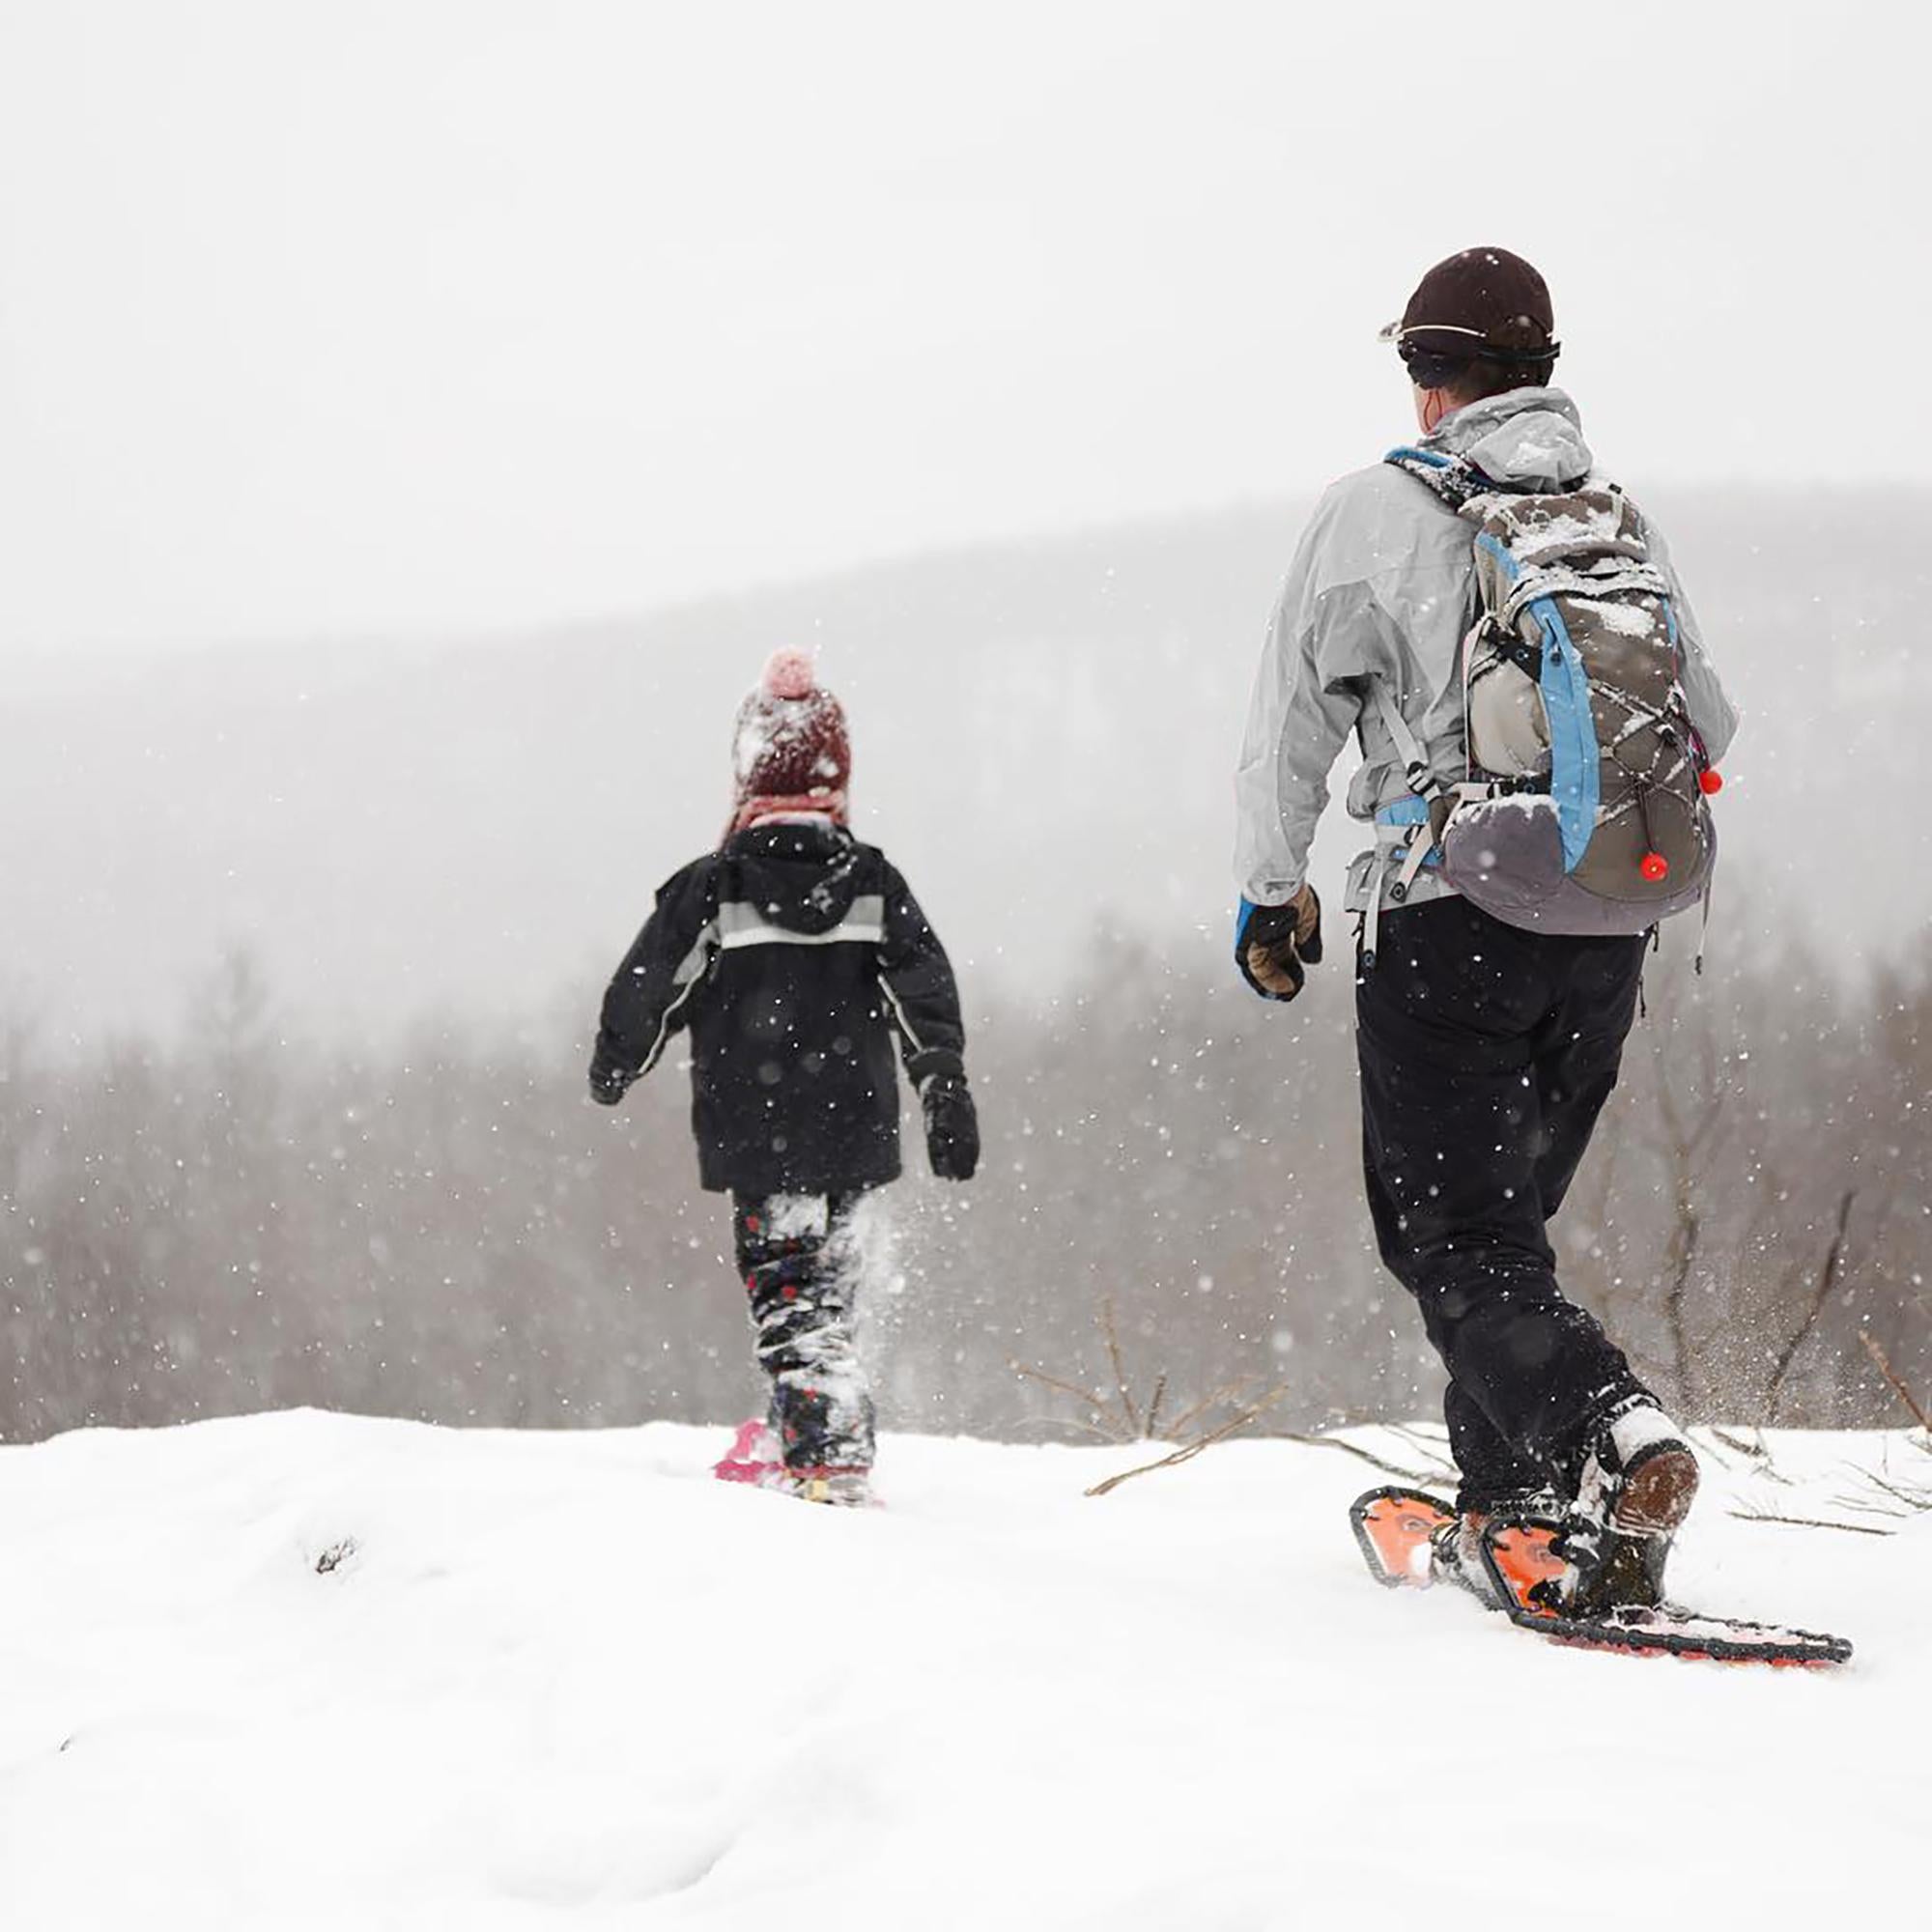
[1236,884,1323,1002]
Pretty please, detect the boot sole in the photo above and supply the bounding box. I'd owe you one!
[1614,1443,1699,1538]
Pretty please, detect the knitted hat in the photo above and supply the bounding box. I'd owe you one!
[729,649,851,833]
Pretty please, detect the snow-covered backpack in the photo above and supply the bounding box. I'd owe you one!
[1370,448,1719,948]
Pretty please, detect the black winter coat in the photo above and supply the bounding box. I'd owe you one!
[591,821,967,1198]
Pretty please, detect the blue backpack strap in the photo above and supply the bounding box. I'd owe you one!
[1527,595,1602,872]
[1374,796,1433,827]
[1383,446,1495,508]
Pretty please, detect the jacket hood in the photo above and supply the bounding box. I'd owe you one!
[1422,385,1593,492]
[723,819,863,936]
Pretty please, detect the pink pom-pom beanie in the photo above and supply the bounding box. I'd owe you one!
[729,650,851,834]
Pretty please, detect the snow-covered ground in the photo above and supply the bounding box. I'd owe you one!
[2,1413,1925,1930]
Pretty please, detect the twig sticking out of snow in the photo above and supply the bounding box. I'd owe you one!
[1101,1296,1142,1438]
[1274,1430,1455,1486]
[1010,1303,1264,1447]
[1697,1426,1772,1468]
[1161,1379,1258,1442]
[1013,1301,1459,1494]
[1726,1509,1895,1538]
[1084,1385,1293,1497]
[1859,1331,1932,1436]
[1867,1468,1931,1506]
[1144,1372,1168,1441]
[1009,1359,1117,1424]
[1083,1414,1455,1500]
[1822,1436,1932,1522]
[1387,1420,1451,1447]
[1764,1189,1858,1418]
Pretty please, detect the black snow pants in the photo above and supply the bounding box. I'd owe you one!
[731,1192,876,1474]
[1355,896,1654,1512]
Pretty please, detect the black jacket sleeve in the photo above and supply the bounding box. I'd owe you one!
[875,861,967,1086]
[590,858,719,1088]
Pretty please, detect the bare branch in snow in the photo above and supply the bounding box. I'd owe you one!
[1858,1330,1932,1436]
[1688,1427,1747,1471]
[1100,1296,1142,1437]
[1764,1189,1858,1417]
[1162,1380,1256,1441]
[1851,1468,1932,1514]
[1726,1507,1894,1538]
[1649,1010,1728,1407]
[1273,1430,1455,1486]
[1143,1372,1168,1442]
[1386,1422,1452,1456]
[1009,1359,1118,1429]
[1085,1384,1293,1497]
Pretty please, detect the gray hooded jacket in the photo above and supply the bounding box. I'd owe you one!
[1233,387,1738,915]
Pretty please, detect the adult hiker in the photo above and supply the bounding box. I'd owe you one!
[1232,246,1737,1612]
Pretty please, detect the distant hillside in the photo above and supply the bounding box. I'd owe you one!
[10,486,1931,1037]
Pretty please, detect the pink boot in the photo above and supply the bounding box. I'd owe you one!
[711,1418,782,1485]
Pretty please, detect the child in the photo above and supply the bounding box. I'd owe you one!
[588,650,978,1505]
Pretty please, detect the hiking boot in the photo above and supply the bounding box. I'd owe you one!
[1556,1401,1699,1613]
[1581,1401,1700,1537]
[1432,1492,1563,1607]
[1430,1513,1500,1605]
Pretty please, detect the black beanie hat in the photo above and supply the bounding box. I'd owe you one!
[1382,246,1559,363]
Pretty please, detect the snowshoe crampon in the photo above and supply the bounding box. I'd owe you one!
[1478,1515,1852,1668]
[1350,1487,1457,1589]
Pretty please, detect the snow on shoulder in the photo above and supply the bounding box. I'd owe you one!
[0,1412,1923,1929]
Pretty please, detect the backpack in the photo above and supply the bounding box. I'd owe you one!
[1369,448,1719,950]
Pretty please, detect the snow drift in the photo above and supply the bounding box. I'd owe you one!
[1,1412,1924,1929]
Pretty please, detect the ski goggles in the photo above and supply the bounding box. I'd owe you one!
[1380,321,1561,384]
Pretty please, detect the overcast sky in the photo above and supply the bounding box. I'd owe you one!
[1,1,1924,653]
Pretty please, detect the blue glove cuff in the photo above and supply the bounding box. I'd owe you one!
[1235,896,1259,954]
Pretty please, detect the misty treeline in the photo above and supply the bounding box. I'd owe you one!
[3,916,1928,1448]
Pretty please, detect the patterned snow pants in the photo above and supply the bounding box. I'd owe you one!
[731,1191,876,1475]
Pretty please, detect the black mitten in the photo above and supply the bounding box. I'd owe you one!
[587,1061,634,1107]
[922,1075,980,1181]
